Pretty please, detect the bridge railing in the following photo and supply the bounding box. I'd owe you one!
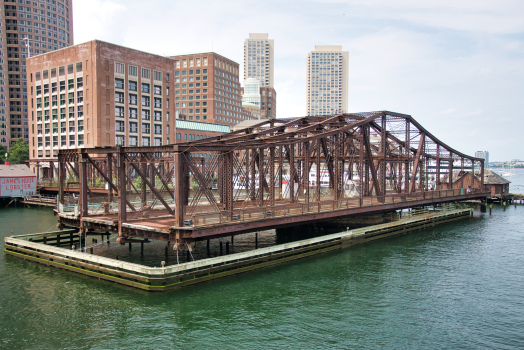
[182,188,483,228]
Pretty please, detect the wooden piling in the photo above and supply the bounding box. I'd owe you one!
[255,232,258,249]
[226,242,230,255]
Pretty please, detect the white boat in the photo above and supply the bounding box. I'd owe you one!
[502,163,515,178]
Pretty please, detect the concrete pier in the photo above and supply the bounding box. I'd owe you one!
[4,207,472,292]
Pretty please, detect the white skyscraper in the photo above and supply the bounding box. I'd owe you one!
[244,33,274,87]
[475,151,489,166]
[306,45,348,116]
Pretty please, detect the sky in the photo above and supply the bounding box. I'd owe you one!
[72,0,524,162]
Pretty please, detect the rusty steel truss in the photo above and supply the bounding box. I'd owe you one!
[56,111,487,245]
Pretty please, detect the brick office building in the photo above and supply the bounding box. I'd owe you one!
[0,0,74,149]
[27,40,243,165]
[170,53,257,126]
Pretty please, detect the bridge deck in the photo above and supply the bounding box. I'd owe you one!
[58,189,488,242]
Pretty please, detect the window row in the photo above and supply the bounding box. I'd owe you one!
[115,107,166,121]
[115,63,167,82]
[35,77,82,95]
[116,79,168,95]
[36,120,84,134]
[115,121,164,135]
[36,106,83,121]
[115,136,163,147]
[37,134,84,147]
[34,62,82,81]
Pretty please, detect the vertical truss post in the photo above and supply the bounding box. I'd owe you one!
[250,150,256,201]
[258,147,265,207]
[140,153,147,208]
[316,140,321,203]
[409,133,425,193]
[404,120,410,194]
[118,146,127,222]
[173,148,186,227]
[471,158,475,191]
[461,157,464,191]
[278,146,283,199]
[107,153,113,203]
[380,114,387,200]
[58,156,65,205]
[448,151,453,190]
[245,149,250,198]
[269,146,275,207]
[359,127,364,207]
[304,141,310,208]
[79,151,88,217]
[226,151,234,217]
[289,144,295,203]
[218,154,224,204]
[436,144,441,190]
[334,133,341,200]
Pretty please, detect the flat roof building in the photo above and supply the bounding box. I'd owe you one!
[244,33,274,88]
[0,0,74,150]
[306,45,348,116]
[170,52,257,126]
[26,40,244,163]
[475,151,489,166]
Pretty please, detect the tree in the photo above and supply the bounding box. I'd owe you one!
[0,144,5,164]
[8,138,29,164]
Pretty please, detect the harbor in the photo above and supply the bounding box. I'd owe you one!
[1,190,523,348]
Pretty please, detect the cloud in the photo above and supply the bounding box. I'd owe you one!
[71,0,524,160]
[73,0,128,44]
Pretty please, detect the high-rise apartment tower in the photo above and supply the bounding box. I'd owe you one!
[244,33,273,87]
[306,45,348,116]
[1,0,74,149]
[475,151,489,166]
[243,33,276,119]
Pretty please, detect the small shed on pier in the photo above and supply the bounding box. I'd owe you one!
[0,164,37,198]
[483,170,510,197]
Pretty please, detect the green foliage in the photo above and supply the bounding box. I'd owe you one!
[0,144,6,164]
[8,138,29,164]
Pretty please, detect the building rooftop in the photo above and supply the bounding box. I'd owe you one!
[484,170,511,185]
[175,120,230,133]
[0,164,35,178]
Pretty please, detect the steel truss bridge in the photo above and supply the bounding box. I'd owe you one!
[56,111,488,245]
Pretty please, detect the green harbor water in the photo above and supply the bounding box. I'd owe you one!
[1,171,524,349]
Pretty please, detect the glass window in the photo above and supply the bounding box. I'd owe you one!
[115,78,124,89]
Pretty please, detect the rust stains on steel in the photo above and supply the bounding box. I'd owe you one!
[53,111,488,245]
